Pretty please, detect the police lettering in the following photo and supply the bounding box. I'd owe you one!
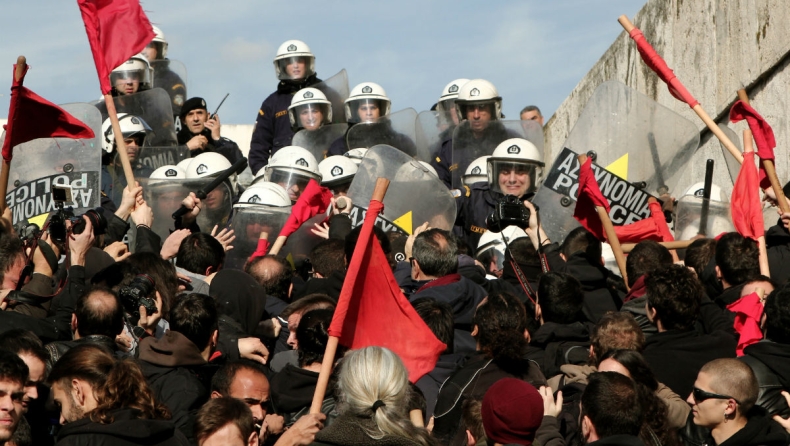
[6,172,99,224]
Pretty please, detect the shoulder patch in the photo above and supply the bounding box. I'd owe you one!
[435,156,441,163]
[171,84,185,90]
[449,163,458,172]
[463,185,470,197]
[275,110,288,118]
[258,109,265,116]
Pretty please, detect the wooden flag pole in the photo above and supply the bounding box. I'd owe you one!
[102,94,136,191]
[578,154,629,289]
[310,177,391,414]
[0,56,27,213]
[741,129,771,277]
[618,15,744,165]
[736,89,790,214]
[268,235,288,256]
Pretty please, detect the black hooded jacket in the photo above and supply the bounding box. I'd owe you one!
[54,408,189,446]
[270,364,338,427]
[741,340,790,417]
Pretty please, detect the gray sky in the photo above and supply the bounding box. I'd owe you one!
[0,0,642,125]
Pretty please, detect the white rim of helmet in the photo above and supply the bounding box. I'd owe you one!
[273,40,315,80]
[150,165,185,179]
[185,152,233,179]
[454,79,502,120]
[439,78,471,102]
[101,113,151,154]
[318,156,358,186]
[111,54,153,88]
[288,88,333,129]
[237,181,292,207]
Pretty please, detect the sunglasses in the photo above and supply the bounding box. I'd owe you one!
[692,387,740,404]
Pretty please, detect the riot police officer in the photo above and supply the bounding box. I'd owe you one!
[253,146,322,203]
[432,79,516,188]
[110,54,152,97]
[143,25,188,128]
[177,97,243,164]
[455,138,544,249]
[249,40,322,175]
[101,113,154,208]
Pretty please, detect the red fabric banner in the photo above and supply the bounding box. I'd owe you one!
[573,157,610,241]
[278,179,333,238]
[730,100,776,189]
[248,238,270,263]
[731,151,765,239]
[613,200,674,244]
[2,64,95,162]
[328,199,446,383]
[628,27,699,108]
[726,292,764,356]
[77,0,155,95]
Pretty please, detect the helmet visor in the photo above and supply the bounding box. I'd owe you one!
[266,168,319,202]
[436,99,459,127]
[276,56,316,81]
[456,101,497,122]
[488,160,542,196]
[289,103,331,131]
[346,99,389,123]
[476,245,506,274]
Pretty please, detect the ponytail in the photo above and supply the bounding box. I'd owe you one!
[90,358,170,424]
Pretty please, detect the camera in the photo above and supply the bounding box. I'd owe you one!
[119,274,158,323]
[486,195,531,232]
[70,208,108,236]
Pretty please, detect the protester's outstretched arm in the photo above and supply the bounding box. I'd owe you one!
[273,413,326,446]
[48,217,95,338]
[537,386,565,446]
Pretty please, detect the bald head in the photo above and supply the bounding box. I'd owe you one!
[244,255,292,299]
[74,287,124,339]
[700,358,758,413]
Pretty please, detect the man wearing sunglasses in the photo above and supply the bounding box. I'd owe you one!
[687,358,789,446]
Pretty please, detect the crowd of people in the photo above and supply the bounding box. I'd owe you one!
[4,24,790,446]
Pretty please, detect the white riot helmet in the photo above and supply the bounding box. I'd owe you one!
[683,182,727,202]
[345,83,391,124]
[145,25,168,60]
[288,88,333,131]
[101,113,151,154]
[237,181,291,208]
[418,161,438,178]
[149,165,186,179]
[487,138,544,196]
[176,158,193,172]
[318,156,357,188]
[273,40,315,81]
[110,54,153,94]
[344,148,368,165]
[436,78,470,123]
[476,226,528,272]
[259,146,321,202]
[185,152,232,179]
[455,79,502,121]
[463,156,490,186]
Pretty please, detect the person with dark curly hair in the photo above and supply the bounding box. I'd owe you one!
[599,349,683,446]
[432,292,546,445]
[642,265,737,399]
[48,344,189,445]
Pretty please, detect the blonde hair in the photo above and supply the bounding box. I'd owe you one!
[337,347,434,446]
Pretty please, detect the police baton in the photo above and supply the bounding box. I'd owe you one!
[172,157,247,220]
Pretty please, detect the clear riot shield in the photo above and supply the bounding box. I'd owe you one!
[450,119,542,189]
[532,80,700,243]
[674,195,734,240]
[137,177,233,241]
[225,205,291,270]
[279,214,327,268]
[718,123,742,184]
[107,146,191,206]
[95,88,177,146]
[150,59,188,131]
[346,108,419,158]
[2,103,102,226]
[415,110,454,163]
[312,69,349,125]
[292,123,348,160]
[347,144,457,261]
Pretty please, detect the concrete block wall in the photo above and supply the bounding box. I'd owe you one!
[544,0,790,200]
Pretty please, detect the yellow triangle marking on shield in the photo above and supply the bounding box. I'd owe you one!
[605,153,629,180]
[28,213,49,229]
[285,253,295,271]
[393,211,413,235]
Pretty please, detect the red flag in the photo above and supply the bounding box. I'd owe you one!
[731,151,765,239]
[328,199,446,382]
[627,27,699,108]
[77,0,155,95]
[278,179,333,238]
[248,237,270,263]
[730,100,776,189]
[573,157,610,241]
[2,64,95,162]
[614,200,674,244]
[726,292,764,356]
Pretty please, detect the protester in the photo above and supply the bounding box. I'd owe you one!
[0,350,27,446]
[619,240,675,334]
[311,346,436,446]
[580,372,644,446]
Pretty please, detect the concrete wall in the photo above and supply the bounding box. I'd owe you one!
[544,0,790,199]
